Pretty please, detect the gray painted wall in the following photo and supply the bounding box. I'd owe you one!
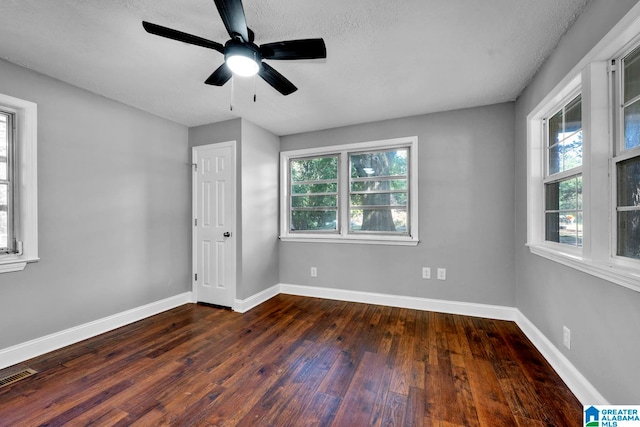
[0,59,190,349]
[514,0,640,403]
[239,120,280,299]
[189,118,279,301]
[280,103,516,307]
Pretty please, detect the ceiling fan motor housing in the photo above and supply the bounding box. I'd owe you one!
[224,39,261,63]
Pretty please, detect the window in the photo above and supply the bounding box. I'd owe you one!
[281,137,418,245]
[543,95,583,247]
[0,93,38,273]
[615,46,640,260]
[0,111,15,252]
[526,7,640,292]
[289,155,339,232]
[349,148,409,234]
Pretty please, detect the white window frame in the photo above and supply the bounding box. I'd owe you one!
[280,136,419,246]
[526,3,640,292]
[0,93,38,273]
[612,43,640,267]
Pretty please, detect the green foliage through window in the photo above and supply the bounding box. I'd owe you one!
[289,156,339,232]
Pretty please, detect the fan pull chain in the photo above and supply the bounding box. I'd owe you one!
[230,76,234,111]
[253,74,257,103]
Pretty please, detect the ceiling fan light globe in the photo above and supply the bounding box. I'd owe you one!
[226,55,259,77]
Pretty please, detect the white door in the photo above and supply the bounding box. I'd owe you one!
[193,142,236,308]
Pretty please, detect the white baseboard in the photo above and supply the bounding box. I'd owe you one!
[514,312,608,405]
[0,292,193,370]
[234,284,280,313]
[279,283,519,321]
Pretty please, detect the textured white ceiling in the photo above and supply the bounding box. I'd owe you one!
[0,0,589,135]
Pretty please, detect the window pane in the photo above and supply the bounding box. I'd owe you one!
[545,182,560,210]
[351,192,407,207]
[351,179,407,192]
[617,156,640,207]
[291,195,337,208]
[548,144,561,175]
[291,210,337,231]
[624,100,640,150]
[350,208,407,233]
[545,175,582,247]
[292,183,337,194]
[617,156,640,258]
[563,130,583,170]
[548,110,563,146]
[617,211,640,259]
[350,149,408,178]
[576,212,583,247]
[290,156,338,182]
[545,212,560,243]
[0,184,7,248]
[564,96,582,133]
[0,114,7,181]
[558,177,579,210]
[624,46,640,103]
[547,95,582,175]
[560,211,583,247]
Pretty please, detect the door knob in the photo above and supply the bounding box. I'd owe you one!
[223,232,231,237]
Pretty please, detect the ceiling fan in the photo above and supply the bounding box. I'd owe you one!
[142,0,326,96]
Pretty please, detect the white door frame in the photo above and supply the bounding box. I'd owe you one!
[192,141,237,309]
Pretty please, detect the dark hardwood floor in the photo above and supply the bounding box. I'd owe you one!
[0,294,582,426]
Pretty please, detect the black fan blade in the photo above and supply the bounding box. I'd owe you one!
[258,62,297,95]
[204,64,232,86]
[142,21,224,53]
[213,0,249,42]
[260,39,326,60]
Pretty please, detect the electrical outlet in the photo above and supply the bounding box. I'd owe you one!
[437,268,446,280]
[422,267,431,279]
[563,326,571,350]
[310,267,317,277]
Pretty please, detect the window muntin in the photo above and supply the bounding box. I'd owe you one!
[289,155,339,232]
[0,111,14,253]
[349,148,409,234]
[544,95,583,247]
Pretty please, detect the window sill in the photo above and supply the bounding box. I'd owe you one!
[0,256,39,273]
[280,235,419,246]
[527,244,640,293]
